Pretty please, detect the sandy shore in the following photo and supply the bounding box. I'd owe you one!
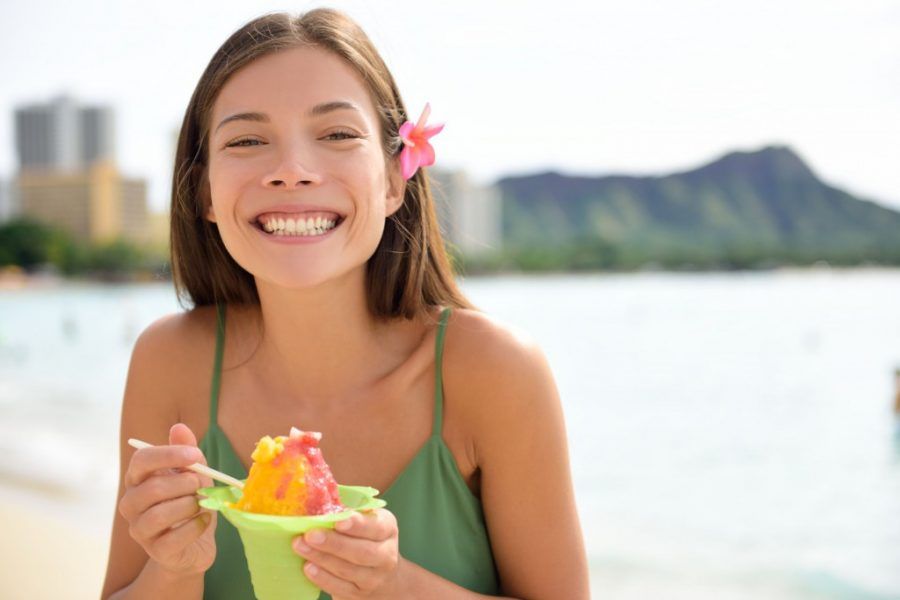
[0,489,111,599]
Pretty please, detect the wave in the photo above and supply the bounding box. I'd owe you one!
[589,555,900,599]
[0,426,96,496]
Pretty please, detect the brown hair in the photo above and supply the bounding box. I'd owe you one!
[169,8,476,320]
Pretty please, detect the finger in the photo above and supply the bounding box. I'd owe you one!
[131,495,204,542]
[121,471,202,519]
[169,424,214,488]
[303,560,362,598]
[332,508,397,541]
[151,510,216,559]
[297,529,391,569]
[180,448,213,489]
[125,445,205,487]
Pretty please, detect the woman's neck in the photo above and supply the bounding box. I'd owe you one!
[244,268,424,409]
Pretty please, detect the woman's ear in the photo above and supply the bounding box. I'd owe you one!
[197,167,216,223]
[385,156,406,217]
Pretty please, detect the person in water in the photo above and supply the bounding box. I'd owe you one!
[102,8,588,599]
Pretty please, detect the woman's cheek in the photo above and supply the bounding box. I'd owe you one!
[211,158,257,193]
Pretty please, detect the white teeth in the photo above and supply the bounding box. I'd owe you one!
[259,216,340,237]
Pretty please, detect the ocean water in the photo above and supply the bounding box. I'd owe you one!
[1,268,899,599]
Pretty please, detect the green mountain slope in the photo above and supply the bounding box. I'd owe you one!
[494,145,900,267]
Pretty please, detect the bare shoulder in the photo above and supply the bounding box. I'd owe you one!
[135,304,216,357]
[443,308,559,441]
[123,305,218,440]
[444,307,540,363]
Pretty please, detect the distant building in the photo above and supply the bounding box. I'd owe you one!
[429,168,502,257]
[145,210,170,253]
[15,95,114,171]
[12,94,148,244]
[80,106,116,167]
[16,160,148,244]
[0,178,18,224]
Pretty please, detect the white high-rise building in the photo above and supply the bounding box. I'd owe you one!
[14,95,115,172]
[429,168,502,258]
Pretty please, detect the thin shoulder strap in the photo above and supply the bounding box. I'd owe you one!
[432,306,452,437]
[209,302,226,428]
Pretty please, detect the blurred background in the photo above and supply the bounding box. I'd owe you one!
[1,1,899,598]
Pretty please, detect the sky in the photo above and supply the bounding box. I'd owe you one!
[1,0,898,213]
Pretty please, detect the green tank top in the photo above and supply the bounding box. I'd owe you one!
[199,303,500,599]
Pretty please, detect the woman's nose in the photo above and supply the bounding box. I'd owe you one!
[262,148,323,188]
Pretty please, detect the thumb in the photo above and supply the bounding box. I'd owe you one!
[168,423,212,488]
[169,422,199,447]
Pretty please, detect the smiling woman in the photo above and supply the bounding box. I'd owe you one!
[101,7,588,600]
[200,45,400,293]
[166,12,458,315]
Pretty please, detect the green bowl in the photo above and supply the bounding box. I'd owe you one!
[199,483,386,600]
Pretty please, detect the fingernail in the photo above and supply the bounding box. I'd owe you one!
[305,562,319,577]
[307,530,326,545]
[293,538,310,554]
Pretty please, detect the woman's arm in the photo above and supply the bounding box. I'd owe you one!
[465,315,590,599]
[105,561,204,600]
[393,559,517,599]
[101,313,214,600]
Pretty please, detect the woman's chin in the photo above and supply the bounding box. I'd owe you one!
[253,266,354,292]
[257,274,332,291]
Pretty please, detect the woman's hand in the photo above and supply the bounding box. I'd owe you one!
[292,508,404,599]
[117,423,217,578]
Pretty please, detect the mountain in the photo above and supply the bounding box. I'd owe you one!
[495,145,900,264]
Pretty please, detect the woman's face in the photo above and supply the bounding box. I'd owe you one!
[205,45,404,290]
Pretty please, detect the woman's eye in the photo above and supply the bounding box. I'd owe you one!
[225,138,262,148]
[224,131,359,148]
[325,130,359,141]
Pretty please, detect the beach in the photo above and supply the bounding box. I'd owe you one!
[0,487,111,599]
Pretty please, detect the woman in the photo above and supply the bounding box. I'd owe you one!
[102,8,588,599]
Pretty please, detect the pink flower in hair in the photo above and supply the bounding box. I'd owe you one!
[398,103,444,180]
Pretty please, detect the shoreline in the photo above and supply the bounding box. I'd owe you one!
[1,264,899,291]
[0,267,169,290]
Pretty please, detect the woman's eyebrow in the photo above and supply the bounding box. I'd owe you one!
[214,100,364,133]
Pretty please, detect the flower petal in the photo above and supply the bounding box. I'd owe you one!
[417,141,435,167]
[423,123,445,138]
[400,146,419,180]
[415,103,432,131]
[398,121,415,141]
